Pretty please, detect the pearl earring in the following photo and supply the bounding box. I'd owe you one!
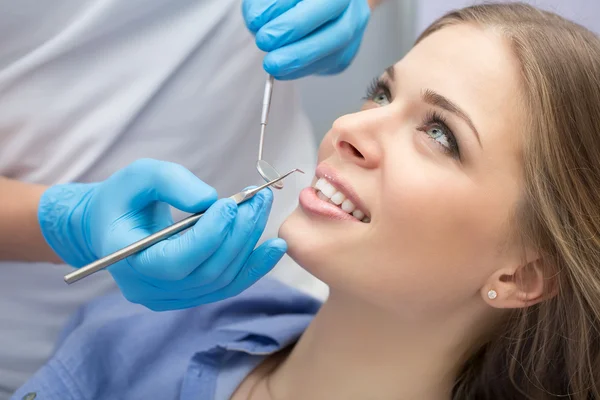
[487,289,498,300]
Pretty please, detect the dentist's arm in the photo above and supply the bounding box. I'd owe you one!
[1,160,287,311]
[0,177,61,263]
[242,0,386,80]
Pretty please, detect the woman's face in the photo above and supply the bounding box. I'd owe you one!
[279,25,527,316]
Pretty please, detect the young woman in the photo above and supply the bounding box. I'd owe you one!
[12,3,600,399]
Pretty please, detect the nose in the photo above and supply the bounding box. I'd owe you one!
[331,110,383,169]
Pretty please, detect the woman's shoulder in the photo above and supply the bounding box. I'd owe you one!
[13,280,322,400]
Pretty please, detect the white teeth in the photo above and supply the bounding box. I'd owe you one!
[330,191,346,205]
[313,177,369,222]
[315,178,326,192]
[352,209,365,220]
[341,199,356,213]
[320,181,337,198]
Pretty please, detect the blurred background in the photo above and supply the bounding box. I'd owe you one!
[298,0,600,143]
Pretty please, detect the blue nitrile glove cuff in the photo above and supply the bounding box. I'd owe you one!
[38,183,99,268]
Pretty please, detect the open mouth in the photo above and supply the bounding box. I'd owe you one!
[313,177,371,223]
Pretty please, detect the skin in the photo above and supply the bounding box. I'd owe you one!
[0,178,59,263]
[234,24,549,399]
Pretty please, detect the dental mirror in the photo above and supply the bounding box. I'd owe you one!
[256,75,284,190]
[257,160,284,189]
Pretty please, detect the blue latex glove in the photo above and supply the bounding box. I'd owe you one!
[242,0,371,79]
[38,159,286,311]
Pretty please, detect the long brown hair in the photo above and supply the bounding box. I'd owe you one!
[417,3,600,399]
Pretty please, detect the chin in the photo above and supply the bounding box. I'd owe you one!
[279,206,402,311]
[278,207,323,271]
[278,206,360,286]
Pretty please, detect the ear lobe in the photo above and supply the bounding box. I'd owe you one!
[482,259,557,309]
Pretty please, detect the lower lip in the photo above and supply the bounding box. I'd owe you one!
[299,187,359,222]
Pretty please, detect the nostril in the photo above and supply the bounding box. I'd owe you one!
[340,141,364,159]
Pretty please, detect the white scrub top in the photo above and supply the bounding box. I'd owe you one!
[0,0,327,396]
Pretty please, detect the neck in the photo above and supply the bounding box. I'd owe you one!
[267,289,483,400]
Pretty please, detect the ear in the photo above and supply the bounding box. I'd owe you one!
[481,255,557,309]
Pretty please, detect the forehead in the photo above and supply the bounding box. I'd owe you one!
[397,24,525,150]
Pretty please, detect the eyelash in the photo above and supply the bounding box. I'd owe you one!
[362,78,461,160]
[363,77,391,103]
[418,110,460,159]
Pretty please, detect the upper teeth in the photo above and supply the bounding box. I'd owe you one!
[314,178,370,222]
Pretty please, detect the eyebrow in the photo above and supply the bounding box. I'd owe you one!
[385,65,395,81]
[383,65,482,148]
[422,89,482,147]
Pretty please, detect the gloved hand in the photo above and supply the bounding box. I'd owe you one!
[242,0,371,79]
[38,159,286,311]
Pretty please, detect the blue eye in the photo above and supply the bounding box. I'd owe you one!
[372,92,390,106]
[426,125,451,148]
[419,111,460,159]
[364,78,391,106]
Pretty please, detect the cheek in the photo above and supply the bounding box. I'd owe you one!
[376,162,517,289]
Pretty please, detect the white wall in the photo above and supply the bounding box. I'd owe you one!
[298,0,416,142]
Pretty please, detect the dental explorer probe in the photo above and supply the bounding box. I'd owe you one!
[256,74,285,189]
[64,169,304,285]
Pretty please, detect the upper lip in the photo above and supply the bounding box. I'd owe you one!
[315,163,370,218]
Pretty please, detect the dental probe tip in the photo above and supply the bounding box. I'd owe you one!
[261,168,304,188]
[278,168,304,180]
